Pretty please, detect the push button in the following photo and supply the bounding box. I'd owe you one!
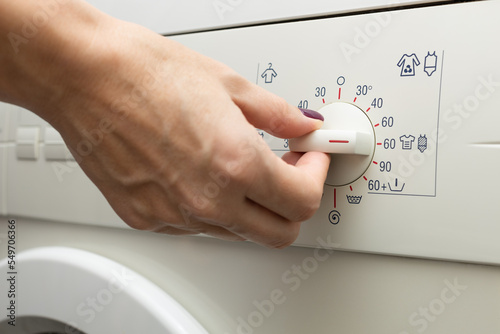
[44,127,74,161]
[16,127,40,160]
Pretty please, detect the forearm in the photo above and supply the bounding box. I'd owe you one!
[0,1,330,248]
[0,0,110,123]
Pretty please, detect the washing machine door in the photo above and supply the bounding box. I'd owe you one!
[0,247,208,334]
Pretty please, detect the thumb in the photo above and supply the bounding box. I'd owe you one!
[232,82,324,138]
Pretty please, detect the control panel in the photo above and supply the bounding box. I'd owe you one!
[1,1,499,264]
[171,1,500,263]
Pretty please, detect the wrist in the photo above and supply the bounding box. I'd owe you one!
[0,0,114,123]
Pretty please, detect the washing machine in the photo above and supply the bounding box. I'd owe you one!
[2,0,500,333]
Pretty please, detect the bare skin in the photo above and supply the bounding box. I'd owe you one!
[0,0,330,248]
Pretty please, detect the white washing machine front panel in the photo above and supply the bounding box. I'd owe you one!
[168,0,500,264]
[4,1,499,265]
[1,219,500,334]
[84,0,450,34]
[0,247,208,334]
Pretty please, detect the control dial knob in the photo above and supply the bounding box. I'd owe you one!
[290,102,375,186]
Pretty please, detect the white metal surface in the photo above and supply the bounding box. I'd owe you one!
[84,0,449,34]
[0,102,11,216]
[1,219,500,334]
[0,147,5,216]
[0,247,208,333]
[0,103,9,143]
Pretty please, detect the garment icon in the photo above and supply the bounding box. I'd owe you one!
[418,135,428,153]
[397,54,420,77]
[400,134,415,150]
[261,63,278,84]
[424,52,438,76]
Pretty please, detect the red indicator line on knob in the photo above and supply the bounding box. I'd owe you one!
[338,88,342,100]
[329,140,350,143]
[365,107,371,113]
[373,161,379,165]
[334,188,337,208]
[353,97,357,103]
[374,123,380,127]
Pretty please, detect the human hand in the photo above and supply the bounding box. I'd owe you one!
[6,2,331,248]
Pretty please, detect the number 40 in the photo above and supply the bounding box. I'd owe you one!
[371,98,383,109]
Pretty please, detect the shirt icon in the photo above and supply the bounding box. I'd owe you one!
[397,54,420,77]
[400,135,416,150]
[261,63,278,83]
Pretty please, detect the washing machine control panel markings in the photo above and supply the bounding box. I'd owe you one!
[256,48,444,224]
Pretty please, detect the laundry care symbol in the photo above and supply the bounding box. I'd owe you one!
[399,134,428,153]
[400,134,415,150]
[261,63,278,84]
[397,51,438,77]
[397,53,420,77]
[418,134,428,153]
[424,52,438,76]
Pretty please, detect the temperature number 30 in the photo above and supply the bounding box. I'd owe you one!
[315,86,327,97]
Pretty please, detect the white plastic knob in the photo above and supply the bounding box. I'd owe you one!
[289,102,375,186]
[289,129,373,155]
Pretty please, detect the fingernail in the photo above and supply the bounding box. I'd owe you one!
[299,108,324,121]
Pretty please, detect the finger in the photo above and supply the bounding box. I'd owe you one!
[229,80,323,138]
[154,220,246,242]
[105,181,246,242]
[214,197,303,249]
[246,150,331,223]
[189,217,247,242]
[281,151,303,166]
[152,225,199,236]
